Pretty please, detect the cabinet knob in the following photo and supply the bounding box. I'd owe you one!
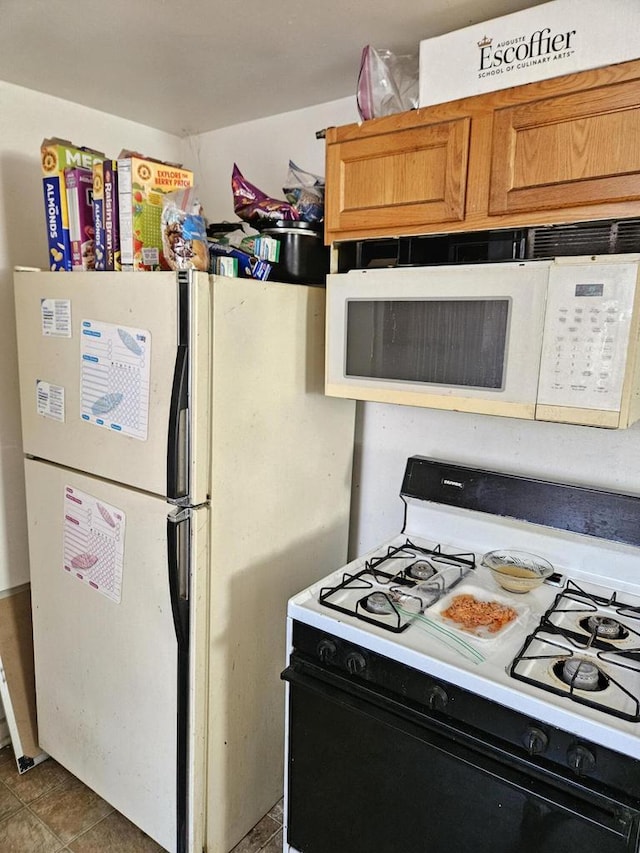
[523,727,549,756]
[345,651,367,675]
[317,639,337,664]
[567,744,596,776]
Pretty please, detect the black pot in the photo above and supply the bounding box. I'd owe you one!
[259,220,329,285]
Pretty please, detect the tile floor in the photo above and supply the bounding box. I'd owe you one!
[0,745,283,853]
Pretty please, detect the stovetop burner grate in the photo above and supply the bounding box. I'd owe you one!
[510,581,640,721]
[318,539,475,633]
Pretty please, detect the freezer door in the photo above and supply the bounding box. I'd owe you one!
[14,270,210,503]
[24,458,208,853]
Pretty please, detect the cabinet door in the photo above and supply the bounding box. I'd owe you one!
[489,78,640,216]
[326,117,470,239]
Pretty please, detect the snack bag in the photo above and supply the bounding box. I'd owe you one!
[283,160,325,223]
[232,164,298,225]
[161,188,208,271]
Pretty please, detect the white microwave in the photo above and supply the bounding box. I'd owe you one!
[325,255,640,429]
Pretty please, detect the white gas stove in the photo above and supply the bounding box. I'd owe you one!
[283,457,640,853]
[288,522,640,759]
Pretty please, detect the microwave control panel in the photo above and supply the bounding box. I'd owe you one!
[537,262,637,411]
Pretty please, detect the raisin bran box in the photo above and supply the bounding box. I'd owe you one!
[103,160,121,271]
[117,151,193,271]
[41,138,104,271]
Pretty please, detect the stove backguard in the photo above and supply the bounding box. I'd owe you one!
[399,457,640,549]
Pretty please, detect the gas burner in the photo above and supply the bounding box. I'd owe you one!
[540,581,640,653]
[511,627,640,720]
[362,592,394,615]
[582,615,629,641]
[318,537,474,633]
[556,658,608,692]
[405,560,437,582]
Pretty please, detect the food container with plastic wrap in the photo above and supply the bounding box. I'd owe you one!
[482,550,554,593]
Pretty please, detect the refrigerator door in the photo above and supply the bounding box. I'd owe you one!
[204,277,356,852]
[14,270,210,504]
[24,457,208,853]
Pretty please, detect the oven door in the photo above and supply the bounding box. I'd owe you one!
[283,659,640,853]
[324,262,550,419]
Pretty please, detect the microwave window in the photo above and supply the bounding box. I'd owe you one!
[345,299,510,389]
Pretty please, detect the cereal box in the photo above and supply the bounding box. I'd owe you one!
[92,162,106,271]
[103,160,121,271]
[65,167,95,271]
[41,138,104,271]
[117,152,193,271]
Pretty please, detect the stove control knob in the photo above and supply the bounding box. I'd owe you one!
[317,639,337,664]
[427,685,449,712]
[524,727,549,756]
[345,651,367,675]
[567,744,596,776]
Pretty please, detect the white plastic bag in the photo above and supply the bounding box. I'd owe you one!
[356,45,419,121]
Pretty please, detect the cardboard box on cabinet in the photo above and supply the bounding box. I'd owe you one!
[419,0,640,107]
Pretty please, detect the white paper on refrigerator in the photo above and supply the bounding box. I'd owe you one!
[80,319,151,440]
[36,380,65,422]
[63,486,126,603]
[40,298,71,337]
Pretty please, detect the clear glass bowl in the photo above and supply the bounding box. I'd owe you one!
[482,549,554,594]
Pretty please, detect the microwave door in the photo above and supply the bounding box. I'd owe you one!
[347,301,386,377]
[326,264,550,417]
[346,299,510,388]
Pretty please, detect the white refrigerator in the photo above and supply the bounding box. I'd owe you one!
[14,269,355,853]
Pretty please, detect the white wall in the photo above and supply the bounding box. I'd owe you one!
[0,80,184,593]
[182,97,359,222]
[352,403,640,556]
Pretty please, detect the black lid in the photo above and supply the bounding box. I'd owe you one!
[258,219,323,234]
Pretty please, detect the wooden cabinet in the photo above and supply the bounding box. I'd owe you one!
[325,116,471,233]
[325,59,640,244]
[490,76,640,216]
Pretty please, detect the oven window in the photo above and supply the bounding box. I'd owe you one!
[345,298,510,389]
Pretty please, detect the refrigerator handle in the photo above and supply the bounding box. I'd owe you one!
[167,507,191,853]
[167,343,189,502]
[167,507,191,646]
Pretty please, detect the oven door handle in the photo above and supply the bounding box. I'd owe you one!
[283,661,640,843]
